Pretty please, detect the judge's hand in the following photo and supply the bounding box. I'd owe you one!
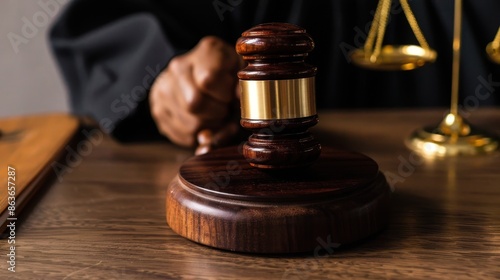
[150,36,243,154]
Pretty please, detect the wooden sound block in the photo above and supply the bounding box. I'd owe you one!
[0,114,79,232]
[166,146,391,253]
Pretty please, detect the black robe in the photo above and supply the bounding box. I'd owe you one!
[50,0,500,141]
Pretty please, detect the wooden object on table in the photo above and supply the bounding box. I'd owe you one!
[236,23,320,169]
[167,146,390,253]
[0,114,79,232]
[5,109,500,278]
[166,23,392,253]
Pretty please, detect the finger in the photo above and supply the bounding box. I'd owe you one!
[191,94,230,119]
[151,72,202,147]
[170,57,232,119]
[194,36,241,72]
[193,65,239,104]
[154,90,228,148]
[192,37,242,104]
[152,99,197,147]
[155,92,227,146]
[174,61,232,119]
[165,57,202,113]
[195,129,213,155]
[194,121,240,155]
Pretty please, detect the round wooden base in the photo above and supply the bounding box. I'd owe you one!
[166,146,391,254]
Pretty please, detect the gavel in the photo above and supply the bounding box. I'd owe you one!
[166,22,391,254]
[236,22,321,169]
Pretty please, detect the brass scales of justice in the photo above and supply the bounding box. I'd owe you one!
[165,0,500,253]
[351,0,500,156]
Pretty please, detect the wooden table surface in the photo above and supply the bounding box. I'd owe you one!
[1,109,499,279]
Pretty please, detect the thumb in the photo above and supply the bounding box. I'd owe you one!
[195,122,241,156]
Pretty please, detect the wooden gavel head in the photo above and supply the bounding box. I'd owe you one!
[236,23,321,169]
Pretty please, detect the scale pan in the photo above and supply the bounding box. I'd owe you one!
[486,43,500,64]
[351,45,437,71]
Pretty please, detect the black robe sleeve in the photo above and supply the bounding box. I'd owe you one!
[49,0,234,142]
[50,0,499,143]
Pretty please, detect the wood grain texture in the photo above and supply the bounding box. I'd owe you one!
[237,23,320,169]
[167,147,391,253]
[1,109,499,279]
[236,23,316,80]
[0,114,78,231]
[240,117,321,169]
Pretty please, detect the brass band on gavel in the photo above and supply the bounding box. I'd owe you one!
[239,77,316,120]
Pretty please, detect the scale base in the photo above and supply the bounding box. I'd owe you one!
[350,45,437,71]
[166,146,391,254]
[406,125,499,157]
[486,42,500,64]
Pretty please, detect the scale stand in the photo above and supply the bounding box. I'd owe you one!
[406,0,499,156]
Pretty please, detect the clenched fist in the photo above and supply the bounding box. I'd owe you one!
[150,36,244,153]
